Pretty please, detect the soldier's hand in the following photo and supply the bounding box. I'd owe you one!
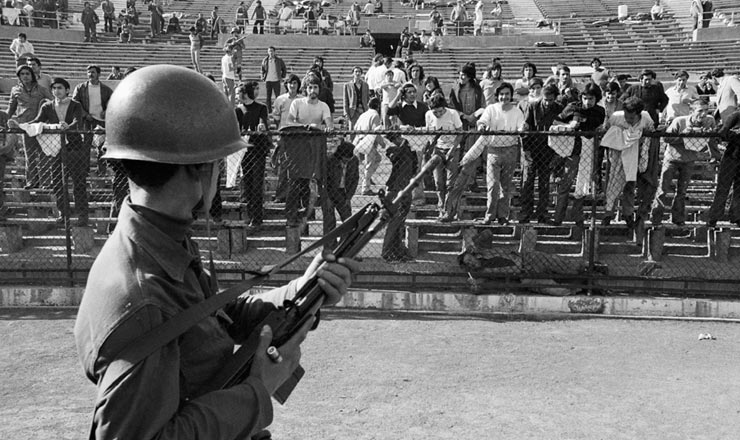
[301,252,361,306]
[249,318,313,395]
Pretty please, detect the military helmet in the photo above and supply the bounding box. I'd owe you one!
[103,65,246,164]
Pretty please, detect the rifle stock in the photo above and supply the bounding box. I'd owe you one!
[208,154,443,403]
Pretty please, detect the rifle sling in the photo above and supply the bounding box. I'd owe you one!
[106,212,367,390]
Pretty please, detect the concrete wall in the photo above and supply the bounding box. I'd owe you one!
[694,26,740,42]
[0,26,84,42]
[219,31,562,48]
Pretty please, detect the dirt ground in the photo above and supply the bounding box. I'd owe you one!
[1,307,739,440]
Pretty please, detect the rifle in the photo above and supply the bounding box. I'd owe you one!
[206,153,443,403]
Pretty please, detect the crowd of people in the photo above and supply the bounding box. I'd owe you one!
[2,38,740,262]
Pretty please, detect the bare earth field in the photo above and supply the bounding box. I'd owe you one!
[1,307,739,440]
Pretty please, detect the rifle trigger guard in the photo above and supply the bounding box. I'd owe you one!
[282,299,297,311]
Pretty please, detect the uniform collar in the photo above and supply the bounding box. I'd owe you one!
[117,199,197,283]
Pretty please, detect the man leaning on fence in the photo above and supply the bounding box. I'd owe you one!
[73,65,359,440]
[651,97,717,226]
[706,109,740,228]
[28,77,89,226]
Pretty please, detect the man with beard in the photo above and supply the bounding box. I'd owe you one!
[270,74,303,204]
[286,76,333,227]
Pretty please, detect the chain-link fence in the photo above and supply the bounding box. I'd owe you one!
[0,126,737,295]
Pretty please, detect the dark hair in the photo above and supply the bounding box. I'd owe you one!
[591,57,601,66]
[460,62,476,81]
[494,82,514,96]
[268,45,276,51]
[304,73,322,88]
[87,65,101,74]
[284,73,301,90]
[521,62,537,76]
[622,96,644,114]
[124,67,137,77]
[710,68,724,78]
[26,56,41,67]
[240,80,259,100]
[352,65,363,74]
[368,96,381,111]
[51,77,70,90]
[18,33,27,39]
[639,69,656,80]
[15,65,36,82]
[428,93,447,109]
[408,63,425,81]
[605,81,621,94]
[423,75,440,90]
[542,84,559,97]
[121,159,181,188]
[558,65,571,75]
[581,82,602,101]
[528,77,544,88]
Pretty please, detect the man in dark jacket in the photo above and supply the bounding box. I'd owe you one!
[706,109,740,227]
[325,140,359,232]
[382,132,418,262]
[261,46,287,114]
[521,84,563,223]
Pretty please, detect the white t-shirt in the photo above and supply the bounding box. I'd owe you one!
[478,102,525,147]
[365,64,387,91]
[88,83,104,121]
[221,54,236,80]
[289,97,331,126]
[273,93,302,128]
[425,107,463,150]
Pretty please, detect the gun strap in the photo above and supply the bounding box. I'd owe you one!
[107,212,367,390]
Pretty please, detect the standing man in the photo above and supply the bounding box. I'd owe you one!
[271,74,303,203]
[286,76,333,227]
[210,6,221,39]
[342,66,370,129]
[7,65,52,190]
[261,46,287,115]
[712,68,740,124]
[590,57,610,91]
[73,65,114,174]
[225,28,246,81]
[235,1,248,33]
[101,0,115,33]
[26,56,52,90]
[425,93,464,218]
[449,0,468,36]
[9,33,34,67]
[74,65,358,440]
[252,0,267,34]
[221,47,237,105]
[365,54,387,98]
[662,70,698,124]
[353,97,384,196]
[81,2,100,43]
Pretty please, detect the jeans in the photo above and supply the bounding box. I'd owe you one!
[51,144,89,221]
[519,148,553,220]
[707,148,740,223]
[484,145,518,220]
[433,148,460,214]
[382,190,411,258]
[650,159,692,224]
[265,80,281,114]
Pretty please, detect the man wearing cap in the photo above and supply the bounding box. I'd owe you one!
[663,70,699,124]
[74,65,359,440]
[225,27,246,80]
[261,46,287,115]
[711,68,740,124]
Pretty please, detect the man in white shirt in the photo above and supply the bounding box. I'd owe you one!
[712,68,740,124]
[663,70,698,123]
[353,97,384,195]
[271,74,303,202]
[425,93,463,217]
[364,54,387,97]
[9,33,34,67]
[221,47,237,105]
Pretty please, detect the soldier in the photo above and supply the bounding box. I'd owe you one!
[74,65,359,440]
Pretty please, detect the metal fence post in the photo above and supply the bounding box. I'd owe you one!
[59,133,73,286]
[587,133,601,294]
